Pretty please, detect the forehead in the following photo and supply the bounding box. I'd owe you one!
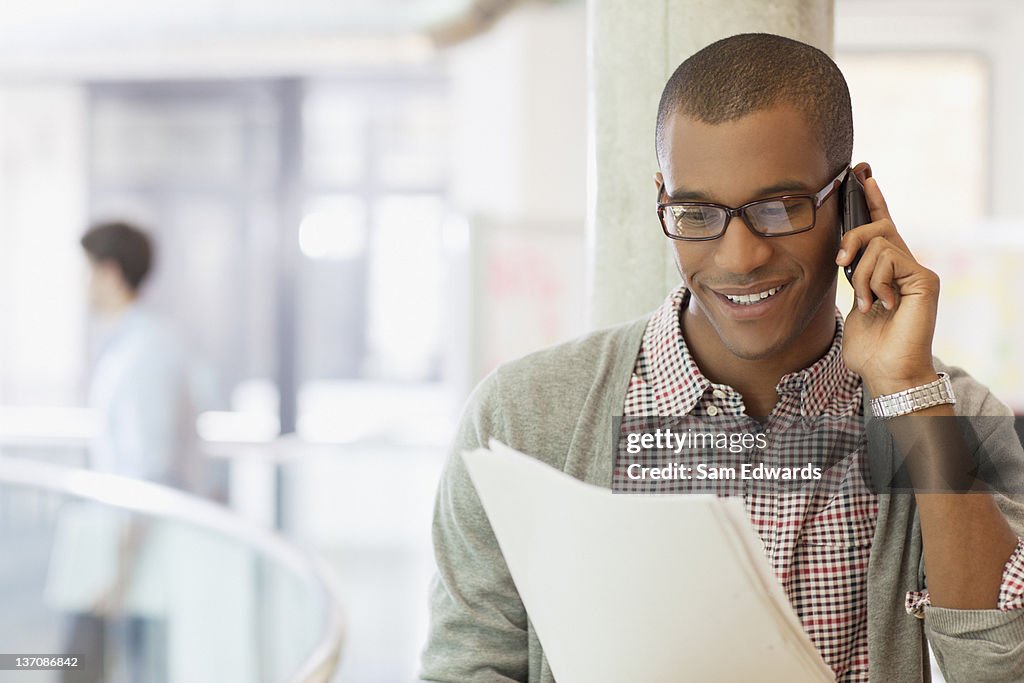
[660,105,829,205]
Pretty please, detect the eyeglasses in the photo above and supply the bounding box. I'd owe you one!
[656,167,849,241]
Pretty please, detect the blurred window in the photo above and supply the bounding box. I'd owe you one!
[299,79,449,385]
[89,82,281,412]
[85,75,452,441]
[836,52,988,243]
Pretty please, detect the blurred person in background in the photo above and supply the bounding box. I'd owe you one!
[80,221,202,493]
[50,221,213,683]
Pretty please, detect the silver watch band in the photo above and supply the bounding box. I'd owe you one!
[869,372,956,418]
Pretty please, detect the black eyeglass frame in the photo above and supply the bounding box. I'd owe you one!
[656,167,850,241]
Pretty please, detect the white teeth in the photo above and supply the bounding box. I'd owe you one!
[724,286,782,305]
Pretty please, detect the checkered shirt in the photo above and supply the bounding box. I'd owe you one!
[615,285,1024,681]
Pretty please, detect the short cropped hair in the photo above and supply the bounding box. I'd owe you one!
[655,33,853,177]
[80,221,154,292]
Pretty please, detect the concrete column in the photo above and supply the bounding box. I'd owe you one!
[587,0,834,328]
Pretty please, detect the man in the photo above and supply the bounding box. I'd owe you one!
[81,221,200,491]
[420,34,1024,682]
[54,221,200,683]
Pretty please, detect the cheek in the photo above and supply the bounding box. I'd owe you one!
[817,215,843,254]
[89,272,112,300]
[671,242,707,285]
[786,228,840,279]
[811,228,841,276]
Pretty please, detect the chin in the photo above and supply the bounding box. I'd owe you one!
[718,333,795,362]
[715,300,833,364]
[700,301,812,363]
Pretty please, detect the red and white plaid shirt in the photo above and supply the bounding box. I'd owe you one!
[614,285,1024,681]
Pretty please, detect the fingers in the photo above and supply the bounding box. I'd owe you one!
[848,237,895,312]
[836,219,911,274]
[867,255,899,313]
[835,175,912,268]
[852,161,872,184]
[862,176,891,224]
[837,215,912,262]
[847,236,938,313]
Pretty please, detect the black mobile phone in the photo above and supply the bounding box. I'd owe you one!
[839,170,871,288]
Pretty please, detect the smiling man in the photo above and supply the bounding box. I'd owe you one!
[420,33,1024,682]
[656,103,845,416]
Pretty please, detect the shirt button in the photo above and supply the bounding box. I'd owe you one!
[712,389,726,399]
[706,405,719,416]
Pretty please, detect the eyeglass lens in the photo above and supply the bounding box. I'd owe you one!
[663,197,815,239]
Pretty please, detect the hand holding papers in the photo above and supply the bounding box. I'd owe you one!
[461,439,835,683]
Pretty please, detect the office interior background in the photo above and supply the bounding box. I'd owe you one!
[0,0,1022,681]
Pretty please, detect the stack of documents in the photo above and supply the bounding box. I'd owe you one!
[462,439,835,683]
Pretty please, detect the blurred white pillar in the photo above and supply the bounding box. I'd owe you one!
[0,85,87,404]
[587,0,834,328]
[446,2,588,386]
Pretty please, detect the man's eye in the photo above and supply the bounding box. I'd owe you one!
[676,210,707,225]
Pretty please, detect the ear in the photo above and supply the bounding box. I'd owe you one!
[851,162,872,184]
[653,171,664,191]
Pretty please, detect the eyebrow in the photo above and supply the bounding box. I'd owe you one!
[668,179,813,202]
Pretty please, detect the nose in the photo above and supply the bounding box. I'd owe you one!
[712,215,774,275]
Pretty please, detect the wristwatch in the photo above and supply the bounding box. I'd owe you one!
[870,372,956,418]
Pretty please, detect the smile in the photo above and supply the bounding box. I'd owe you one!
[721,285,784,306]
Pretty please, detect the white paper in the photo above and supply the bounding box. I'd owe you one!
[461,439,835,683]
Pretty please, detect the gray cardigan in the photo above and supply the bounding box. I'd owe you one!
[421,317,1024,682]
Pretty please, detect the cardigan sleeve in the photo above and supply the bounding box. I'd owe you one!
[906,538,1024,616]
[916,383,1024,683]
[419,369,530,683]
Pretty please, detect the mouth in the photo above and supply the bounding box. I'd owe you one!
[710,283,791,318]
[720,284,785,306]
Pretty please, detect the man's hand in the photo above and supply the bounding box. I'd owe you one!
[90,520,146,617]
[836,170,940,396]
[837,168,1022,613]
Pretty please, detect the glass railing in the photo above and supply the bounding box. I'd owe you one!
[0,456,344,683]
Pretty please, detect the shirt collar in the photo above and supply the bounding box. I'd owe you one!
[640,284,859,417]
